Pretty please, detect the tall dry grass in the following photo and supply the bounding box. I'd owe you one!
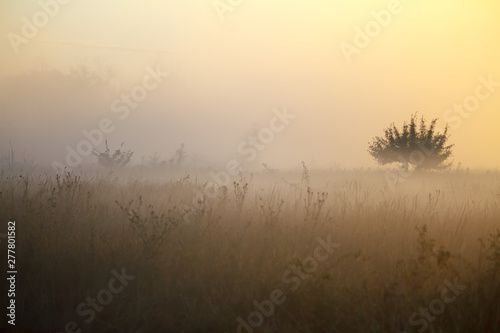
[0,165,499,332]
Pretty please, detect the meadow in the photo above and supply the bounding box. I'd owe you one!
[0,163,499,333]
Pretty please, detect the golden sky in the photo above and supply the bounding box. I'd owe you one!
[1,0,499,169]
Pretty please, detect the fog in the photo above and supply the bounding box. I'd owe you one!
[3,3,500,332]
[1,0,500,171]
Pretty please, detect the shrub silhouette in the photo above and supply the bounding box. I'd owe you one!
[92,140,133,168]
[368,114,454,171]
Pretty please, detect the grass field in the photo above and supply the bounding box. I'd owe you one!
[1,164,499,332]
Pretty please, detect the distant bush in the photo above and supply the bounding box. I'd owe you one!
[92,140,133,168]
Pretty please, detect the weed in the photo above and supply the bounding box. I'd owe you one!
[303,187,329,221]
[233,177,249,211]
[116,196,179,258]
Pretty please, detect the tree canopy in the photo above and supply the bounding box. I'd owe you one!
[368,114,454,170]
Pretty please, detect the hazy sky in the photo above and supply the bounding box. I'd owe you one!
[1,0,499,170]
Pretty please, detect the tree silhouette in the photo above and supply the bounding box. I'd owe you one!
[368,114,454,171]
[167,143,188,168]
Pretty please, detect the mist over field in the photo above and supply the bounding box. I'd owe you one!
[1,1,500,333]
[1,0,500,170]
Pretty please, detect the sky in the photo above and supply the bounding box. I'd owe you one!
[0,0,499,171]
